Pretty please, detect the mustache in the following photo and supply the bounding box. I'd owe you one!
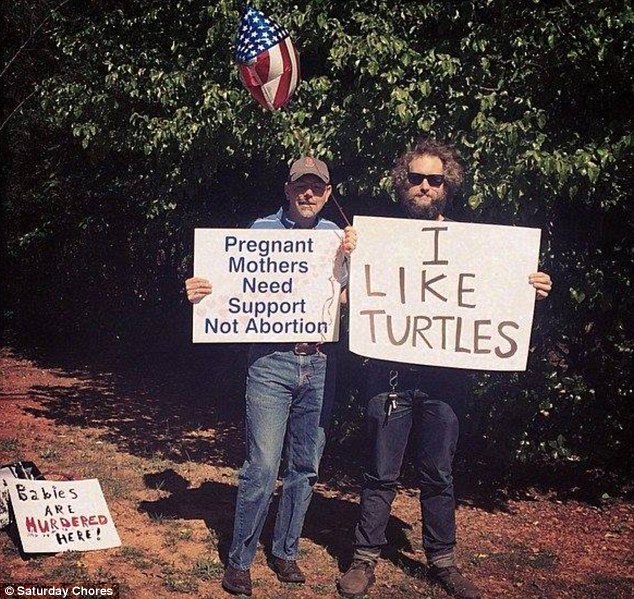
[401,195,447,219]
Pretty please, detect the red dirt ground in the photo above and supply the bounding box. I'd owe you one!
[1,347,633,598]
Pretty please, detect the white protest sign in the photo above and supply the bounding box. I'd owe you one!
[349,216,541,371]
[9,478,121,553]
[193,228,345,343]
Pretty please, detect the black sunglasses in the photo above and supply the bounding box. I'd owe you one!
[407,172,445,187]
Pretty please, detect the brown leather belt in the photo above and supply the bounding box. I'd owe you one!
[293,342,321,356]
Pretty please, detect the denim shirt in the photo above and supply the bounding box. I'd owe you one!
[249,207,340,231]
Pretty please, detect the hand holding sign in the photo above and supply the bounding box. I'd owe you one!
[185,277,213,304]
[529,272,553,299]
[340,226,358,256]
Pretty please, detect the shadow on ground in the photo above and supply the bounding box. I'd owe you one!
[5,339,631,515]
[16,342,249,470]
[137,468,418,571]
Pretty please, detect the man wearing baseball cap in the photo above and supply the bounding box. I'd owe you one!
[288,155,331,182]
[185,156,356,596]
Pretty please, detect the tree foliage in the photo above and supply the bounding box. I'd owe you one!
[3,0,633,476]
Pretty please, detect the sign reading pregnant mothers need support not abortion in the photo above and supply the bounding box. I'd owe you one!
[193,229,346,343]
[349,216,541,371]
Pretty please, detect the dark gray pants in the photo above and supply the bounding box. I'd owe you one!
[353,362,467,563]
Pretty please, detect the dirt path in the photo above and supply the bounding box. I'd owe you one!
[1,347,633,598]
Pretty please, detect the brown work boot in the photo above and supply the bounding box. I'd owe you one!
[337,559,376,598]
[222,565,252,596]
[269,557,306,583]
[428,564,481,599]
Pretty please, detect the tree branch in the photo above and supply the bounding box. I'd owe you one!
[0,89,36,131]
[0,0,73,81]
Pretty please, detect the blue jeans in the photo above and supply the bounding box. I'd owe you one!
[228,344,333,570]
[353,362,467,564]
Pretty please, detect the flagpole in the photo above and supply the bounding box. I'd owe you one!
[329,193,352,227]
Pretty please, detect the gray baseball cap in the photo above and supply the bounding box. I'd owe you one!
[288,156,330,183]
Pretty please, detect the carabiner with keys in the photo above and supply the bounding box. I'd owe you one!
[386,369,399,418]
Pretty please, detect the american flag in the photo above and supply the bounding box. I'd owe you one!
[235,5,300,110]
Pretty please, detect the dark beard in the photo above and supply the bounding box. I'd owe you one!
[399,194,447,220]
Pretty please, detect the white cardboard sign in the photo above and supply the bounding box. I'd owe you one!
[193,228,345,343]
[349,216,541,371]
[8,478,122,553]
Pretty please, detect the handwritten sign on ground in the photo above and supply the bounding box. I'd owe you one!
[349,216,541,371]
[193,229,345,343]
[9,479,121,553]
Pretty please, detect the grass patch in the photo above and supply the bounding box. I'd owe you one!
[312,582,332,595]
[118,546,154,570]
[0,437,19,452]
[204,530,219,551]
[526,550,557,569]
[147,511,169,525]
[174,526,194,541]
[161,564,199,593]
[119,546,146,559]
[39,447,62,460]
[162,523,196,548]
[163,575,198,593]
[191,558,224,580]
[99,477,130,499]
[91,565,121,585]
[49,552,88,579]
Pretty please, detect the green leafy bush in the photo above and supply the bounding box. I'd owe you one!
[3,0,633,477]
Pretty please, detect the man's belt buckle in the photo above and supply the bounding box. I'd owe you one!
[293,342,319,356]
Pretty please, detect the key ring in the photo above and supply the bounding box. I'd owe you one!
[389,369,399,392]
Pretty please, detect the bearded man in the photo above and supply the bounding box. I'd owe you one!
[337,138,552,599]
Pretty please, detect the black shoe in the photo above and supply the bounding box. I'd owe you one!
[222,565,252,596]
[428,565,482,599]
[269,557,306,583]
[337,559,376,598]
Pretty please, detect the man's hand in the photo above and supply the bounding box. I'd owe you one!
[529,272,552,300]
[185,277,212,304]
[341,225,358,255]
